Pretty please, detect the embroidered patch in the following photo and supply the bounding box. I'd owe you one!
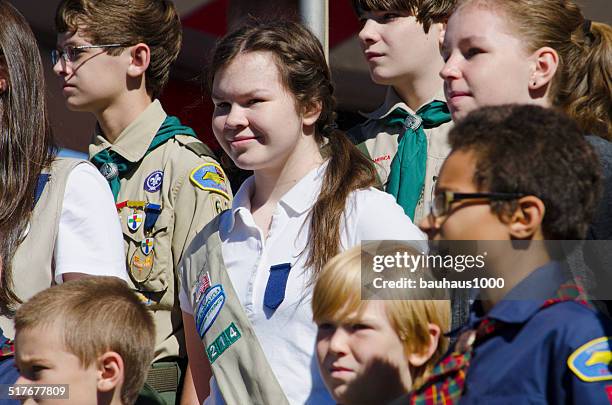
[195,284,225,338]
[190,163,230,199]
[144,170,164,192]
[568,337,612,382]
[206,322,242,364]
[127,213,144,231]
[130,248,154,283]
[194,271,212,303]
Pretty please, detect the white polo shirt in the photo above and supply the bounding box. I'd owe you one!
[181,162,425,405]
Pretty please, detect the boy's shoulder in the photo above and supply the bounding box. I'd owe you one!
[534,300,612,350]
[347,87,407,144]
[162,136,227,190]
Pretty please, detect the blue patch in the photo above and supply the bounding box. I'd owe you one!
[144,170,164,192]
[195,284,225,338]
[568,337,612,382]
[190,163,230,199]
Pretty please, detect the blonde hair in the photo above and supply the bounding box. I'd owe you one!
[15,277,155,405]
[456,0,611,140]
[312,242,450,388]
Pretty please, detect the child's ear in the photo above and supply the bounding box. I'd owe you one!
[528,47,558,91]
[97,351,124,393]
[0,78,7,94]
[508,196,546,239]
[127,43,151,78]
[436,22,446,49]
[302,101,322,127]
[406,323,441,367]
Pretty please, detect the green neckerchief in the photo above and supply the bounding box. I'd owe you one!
[385,101,451,220]
[91,115,197,201]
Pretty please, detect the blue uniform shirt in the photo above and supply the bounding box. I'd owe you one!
[458,262,612,404]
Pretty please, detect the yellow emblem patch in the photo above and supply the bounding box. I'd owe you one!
[568,337,612,382]
[190,163,230,199]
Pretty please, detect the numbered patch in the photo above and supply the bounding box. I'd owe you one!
[190,163,230,199]
[568,337,612,382]
[144,170,164,192]
[207,322,242,364]
[195,284,225,338]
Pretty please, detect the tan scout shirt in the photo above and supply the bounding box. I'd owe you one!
[348,87,453,224]
[89,100,232,362]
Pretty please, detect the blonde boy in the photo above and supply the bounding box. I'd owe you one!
[313,242,450,405]
[14,277,155,405]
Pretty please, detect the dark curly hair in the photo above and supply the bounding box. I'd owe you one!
[448,104,602,240]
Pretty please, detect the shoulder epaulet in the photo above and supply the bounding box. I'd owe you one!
[173,135,217,160]
[185,141,217,160]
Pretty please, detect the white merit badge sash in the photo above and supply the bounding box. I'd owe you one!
[184,215,289,405]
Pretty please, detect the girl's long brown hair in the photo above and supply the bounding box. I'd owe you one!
[0,0,56,313]
[207,19,378,276]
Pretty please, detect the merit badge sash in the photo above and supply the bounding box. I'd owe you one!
[185,215,289,405]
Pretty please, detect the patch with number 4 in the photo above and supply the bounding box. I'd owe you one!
[206,322,242,364]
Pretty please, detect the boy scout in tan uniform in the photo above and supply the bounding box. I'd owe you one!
[349,0,455,225]
[89,100,231,403]
[53,1,231,403]
[349,88,452,224]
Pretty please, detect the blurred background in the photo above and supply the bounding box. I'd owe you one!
[10,0,612,157]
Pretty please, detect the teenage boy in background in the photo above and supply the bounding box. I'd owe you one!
[348,0,455,225]
[53,1,232,403]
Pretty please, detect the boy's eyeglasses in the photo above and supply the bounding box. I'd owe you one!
[429,191,526,220]
[51,44,126,65]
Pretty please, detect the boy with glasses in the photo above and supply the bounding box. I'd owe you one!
[52,1,232,404]
[416,105,612,404]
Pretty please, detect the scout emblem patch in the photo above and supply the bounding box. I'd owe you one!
[144,170,164,192]
[190,163,230,199]
[130,249,154,283]
[195,284,225,338]
[568,337,612,382]
[127,213,144,232]
[141,238,154,256]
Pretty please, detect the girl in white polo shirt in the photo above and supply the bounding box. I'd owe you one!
[179,19,425,405]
